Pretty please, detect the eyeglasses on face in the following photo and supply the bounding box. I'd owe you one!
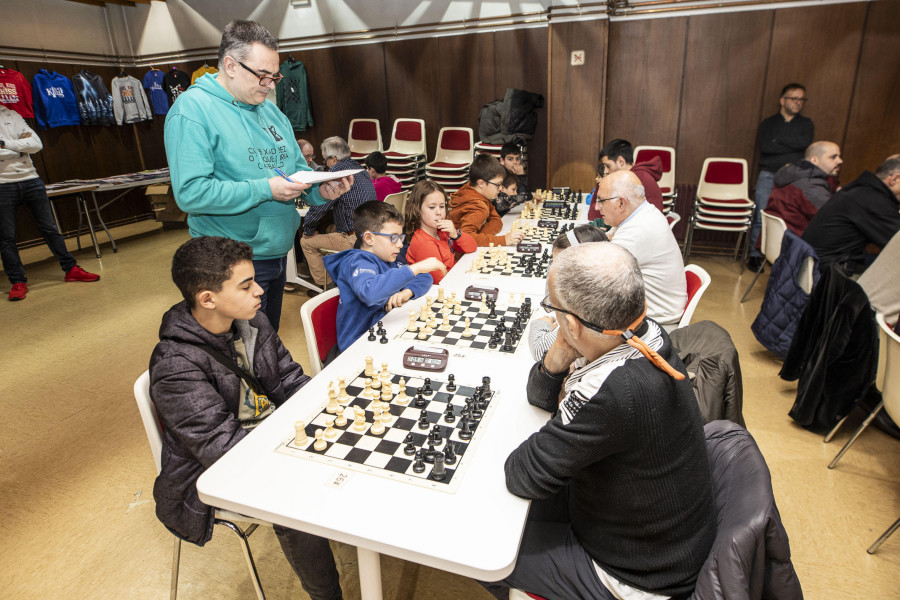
[485,180,504,188]
[539,294,607,334]
[593,195,618,205]
[236,60,284,86]
[783,96,808,103]
[370,232,406,245]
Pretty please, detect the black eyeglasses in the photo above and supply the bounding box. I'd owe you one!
[237,61,283,86]
[782,96,808,103]
[370,232,406,245]
[485,180,503,188]
[540,294,607,334]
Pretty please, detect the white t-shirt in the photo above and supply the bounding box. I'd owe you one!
[0,105,41,183]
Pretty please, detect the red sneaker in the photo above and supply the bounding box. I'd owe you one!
[65,265,100,282]
[8,283,28,301]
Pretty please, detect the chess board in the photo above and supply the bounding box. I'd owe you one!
[519,221,576,243]
[539,203,580,220]
[468,251,551,279]
[394,296,534,353]
[275,369,496,492]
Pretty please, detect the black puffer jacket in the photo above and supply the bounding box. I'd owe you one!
[149,301,309,545]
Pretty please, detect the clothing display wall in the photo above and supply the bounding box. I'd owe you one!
[0,68,34,118]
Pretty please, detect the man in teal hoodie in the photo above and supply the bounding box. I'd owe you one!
[165,20,351,331]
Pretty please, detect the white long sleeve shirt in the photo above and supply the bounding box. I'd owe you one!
[0,105,42,183]
[609,201,688,326]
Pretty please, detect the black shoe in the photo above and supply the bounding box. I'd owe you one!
[306,288,321,297]
[746,256,764,272]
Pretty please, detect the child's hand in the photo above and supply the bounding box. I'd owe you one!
[385,289,414,312]
[504,229,525,245]
[411,257,447,276]
[435,219,458,238]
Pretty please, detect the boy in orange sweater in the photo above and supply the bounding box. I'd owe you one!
[448,154,525,247]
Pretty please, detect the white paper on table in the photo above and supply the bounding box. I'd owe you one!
[286,169,363,185]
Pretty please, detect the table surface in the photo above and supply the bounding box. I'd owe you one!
[50,168,171,192]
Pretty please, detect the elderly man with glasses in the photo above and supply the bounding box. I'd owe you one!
[165,19,352,331]
[748,83,815,271]
[482,241,715,600]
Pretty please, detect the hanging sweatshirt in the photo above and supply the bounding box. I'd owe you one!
[32,70,81,128]
[323,249,433,351]
[275,60,313,131]
[163,69,190,106]
[111,75,152,124]
[191,65,217,85]
[164,72,329,261]
[71,69,115,126]
[0,105,42,182]
[142,70,169,115]
[0,68,34,119]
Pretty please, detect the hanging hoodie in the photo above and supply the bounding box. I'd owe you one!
[191,65,217,85]
[142,69,169,115]
[32,70,81,129]
[111,75,152,124]
[163,68,190,106]
[275,59,313,132]
[71,69,114,126]
[0,68,34,119]
[164,72,330,261]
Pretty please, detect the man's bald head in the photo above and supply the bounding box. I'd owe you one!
[805,141,842,177]
[596,170,645,227]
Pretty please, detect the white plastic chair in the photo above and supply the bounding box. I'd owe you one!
[679,264,711,328]
[134,371,268,600]
[383,190,408,214]
[426,127,474,171]
[740,211,788,302]
[384,118,426,159]
[348,118,382,160]
[667,212,681,230]
[299,287,341,376]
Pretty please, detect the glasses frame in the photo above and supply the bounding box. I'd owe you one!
[236,60,283,87]
[484,180,504,188]
[369,231,407,245]
[540,294,608,335]
[593,195,619,205]
[782,96,808,104]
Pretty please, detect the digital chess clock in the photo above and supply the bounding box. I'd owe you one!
[464,285,499,301]
[516,242,542,253]
[537,219,559,228]
[402,345,450,372]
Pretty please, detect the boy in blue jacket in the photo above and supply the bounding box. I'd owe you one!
[324,201,443,351]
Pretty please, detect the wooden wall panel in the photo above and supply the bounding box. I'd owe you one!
[383,37,443,157]
[841,0,900,181]
[548,19,608,191]
[677,11,772,186]
[761,3,868,156]
[494,27,550,189]
[331,44,390,139]
[291,47,342,158]
[604,17,687,151]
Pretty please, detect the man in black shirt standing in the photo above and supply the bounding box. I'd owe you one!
[748,83,814,270]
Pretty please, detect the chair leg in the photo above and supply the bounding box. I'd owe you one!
[828,401,883,469]
[740,259,766,303]
[868,516,900,554]
[171,537,181,600]
[684,213,695,260]
[824,411,853,443]
[216,519,266,600]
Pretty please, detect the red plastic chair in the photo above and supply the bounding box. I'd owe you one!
[679,264,711,328]
[299,288,340,375]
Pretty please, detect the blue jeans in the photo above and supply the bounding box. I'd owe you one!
[0,178,76,284]
[749,170,775,258]
[253,256,286,332]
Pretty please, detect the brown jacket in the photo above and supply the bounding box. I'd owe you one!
[449,183,506,247]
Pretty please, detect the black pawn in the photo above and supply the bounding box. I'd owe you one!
[367,327,376,341]
[424,441,436,463]
[459,417,473,440]
[445,442,457,464]
[414,388,427,408]
[404,440,417,455]
[431,424,443,446]
[379,331,389,344]
[404,432,414,443]
[418,409,430,429]
[422,377,434,395]
[446,374,457,392]
[412,450,426,473]
[431,452,447,481]
[443,403,456,423]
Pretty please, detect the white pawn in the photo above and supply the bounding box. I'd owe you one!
[479,292,488,312]
[294,421,308,445]
[441,313,451,330]
[313,429,327,451]
[453,302,462,315]
[380,406,392,424]
[338,378,350,403]
[417,325,427,340]
[335,406,347,428]
[396,378,409,405]
[325,418,337,439]
[408,309,418,332]
[370,408,386,435]
[462,317,473,337]
[380,362,391,384]
[362,378,375,398]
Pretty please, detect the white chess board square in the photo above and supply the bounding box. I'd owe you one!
[363,452,392,469]
[355,436,382,452]
[384,428,409,443]
[325,443,353,459]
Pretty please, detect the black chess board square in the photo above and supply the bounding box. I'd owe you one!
[344,447,372,463]
[384,456,412,474]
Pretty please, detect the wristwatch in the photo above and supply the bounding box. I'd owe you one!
[450,231,461,241]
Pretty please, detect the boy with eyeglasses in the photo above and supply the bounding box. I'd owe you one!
[324,201,441,352]
[449,153,525,247]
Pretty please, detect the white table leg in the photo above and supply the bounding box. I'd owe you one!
[356,547,384,600]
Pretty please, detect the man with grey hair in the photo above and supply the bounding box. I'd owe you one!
[165,19,351,330]
[484,242,715,600]
[300,136,377,289]
[804,154,900,274]
[595,170,687,329]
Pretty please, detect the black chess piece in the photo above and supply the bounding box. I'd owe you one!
[472,402,484,420]
[443,403,456,423]
[488,304,497,319]
[404,432,414,443]
[422,377,434,396]
[431,424,443,446]
[424,441,436,463]
[413,450,426,473]
[502,332,514,352]
[414,388,427,408]
[482,376,492,395]
[418,408,430,429]
[496,317,506,333]
[379,331,389,344]
[488,337,498,349]
[367,327,376,341]
[459,417,473,440]
[404,440,417,455]
[431,452,447,481]
[446,374,457,392]
[444,442,457,464]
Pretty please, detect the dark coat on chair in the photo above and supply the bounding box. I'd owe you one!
[781,264,878,431]
[691,421,803,600]
[751,232,820,359]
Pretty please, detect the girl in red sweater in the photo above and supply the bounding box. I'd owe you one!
[404,180,477,284]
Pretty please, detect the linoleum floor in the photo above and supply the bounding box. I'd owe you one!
[1,221,898,599]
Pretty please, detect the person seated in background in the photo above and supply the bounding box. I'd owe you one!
[498,142,532,202]
[300,136,377,290]
[588,138,664,218]
[596,170,687,330]
[449,153,525,247]
[364,151,401,201]
[149,236,344,600]
[763,140,842,238]
[803,155,900,275]
[324,201,440,352]
[483,242,715,600]
[492,170,522,217]
[404,180,476,284]
[296,138,323,171]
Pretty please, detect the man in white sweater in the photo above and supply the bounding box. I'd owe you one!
[0,105,99,301]
[596,170,687,329]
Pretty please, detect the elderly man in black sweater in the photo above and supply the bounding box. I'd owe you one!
[484,243,715,600]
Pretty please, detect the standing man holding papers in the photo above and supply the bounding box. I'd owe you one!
[165,20,351,330]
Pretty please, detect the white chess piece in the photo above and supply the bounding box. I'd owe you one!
[313,429,327,451]
[364,356,375,377]
[325,387,340,414]
[417,325,427,340]
[370,408,386,435]
[338,377,350,403]
[437,287,445,303]
[362,378,374,398]
[294,421,308,445]
[462,317,473,337]
[353,407,367,432]
[396,378,409,405]
[335,407,347,427]
[408,309,418,331]
[325,418,337,439]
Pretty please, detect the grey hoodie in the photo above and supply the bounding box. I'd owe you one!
[773,159,834,209]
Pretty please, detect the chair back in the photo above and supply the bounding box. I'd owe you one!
[680,264,711,328]
[667,212,681,230]
[134,370,163,473]
[388,119,426,156]
[796,255,815,295]
[634,145,675,194]
[433,127,474,165]
[879,313,900,423]
[299,288,341,375]
[348,119,382,156]
[383,190,408,213]
[697,158,749,202]
[760,210,788,264]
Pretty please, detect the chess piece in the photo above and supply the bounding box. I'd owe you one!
[420,303,430,322]
[367,327,376,341]
[431,424,443,446]
[379,332,389,344]
[450,291,458,304]
[381,406,392,424]
[479,292,487,312]
[441,313,451,330]
[396,378,410,405]
[313,429,327,451]
[335,406,347,428]
[381,382,393,403]
[482,376,492,395]
[437,287,445,303]
[422,377,434,396]
[418,408,430,429]
[362,378,375,398]
[414,388,427,408]
[338,378,350,403]
[444,442,457,465]
[446,374,457,392]
[377,320,386,335]
[325,418,337,439]
[423,319,434,335]
[431,452,447,481]
[459,417,473,440]
[325,387,340,414]
[413,450,426,473]
[404,439,417,456]
[453,302,462,315]
[443,403,456,423]
[424,441,436,463]
[370,408,386,435]
[380,362,391,383]
[417,325,427,340]
[365,356,376,377]
[353,407,367,432]
[408,310,418,332]
[462,317,473,337]
[294,421,308,445]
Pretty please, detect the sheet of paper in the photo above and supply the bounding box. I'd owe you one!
[287,168,363,185]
